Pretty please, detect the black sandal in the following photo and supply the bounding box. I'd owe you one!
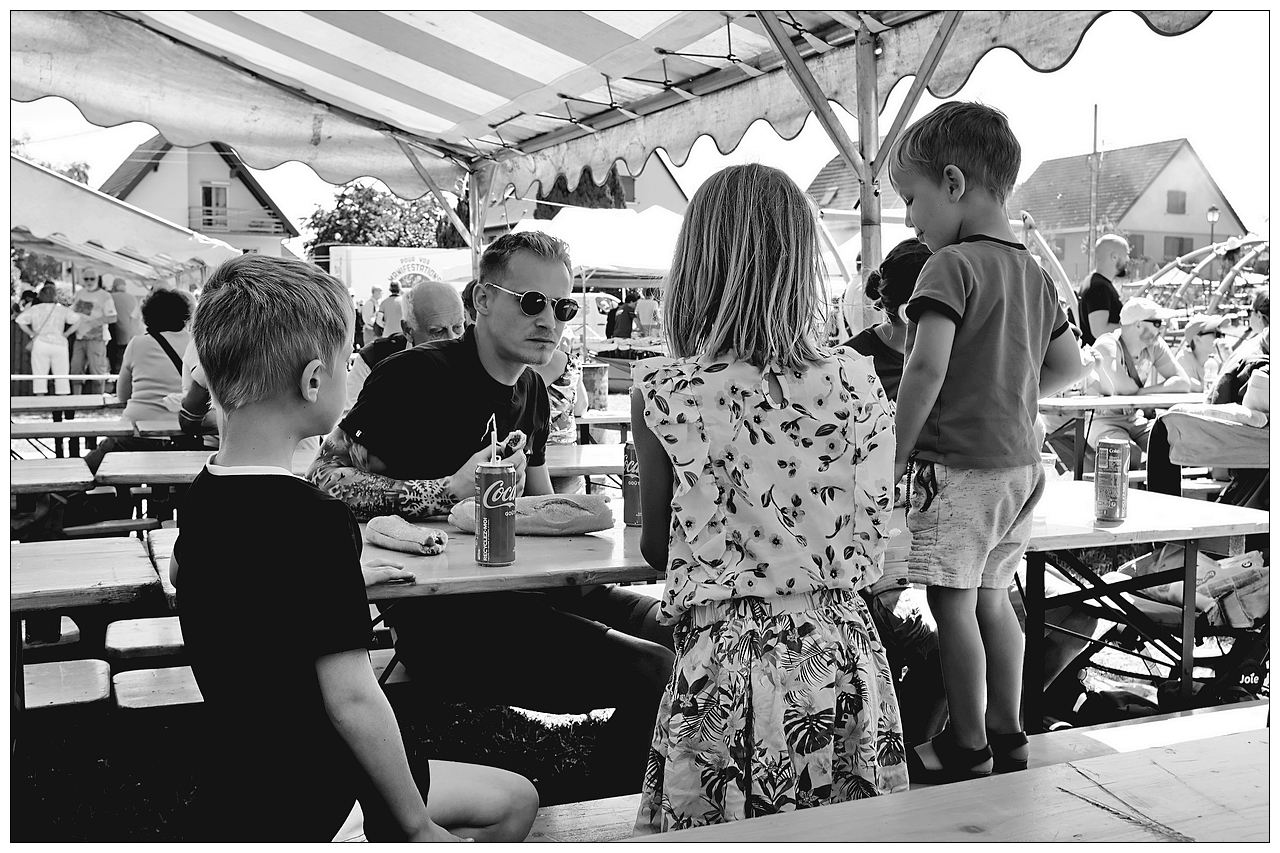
[988,729,1029,773]
[907,727,993,784]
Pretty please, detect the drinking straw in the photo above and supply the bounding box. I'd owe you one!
[486,413,498,461]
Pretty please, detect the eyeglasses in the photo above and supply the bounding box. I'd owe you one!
[483,282,578,322]
[1145,319,1163,329]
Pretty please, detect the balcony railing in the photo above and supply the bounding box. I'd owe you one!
[189,207,288,235]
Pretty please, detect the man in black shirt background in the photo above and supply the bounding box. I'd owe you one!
[1078,234,1130,345]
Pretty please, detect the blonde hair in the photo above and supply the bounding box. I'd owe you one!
[663,164,826,372]
[193,255,351,413]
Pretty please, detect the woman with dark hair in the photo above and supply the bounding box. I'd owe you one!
[84,288,196,474]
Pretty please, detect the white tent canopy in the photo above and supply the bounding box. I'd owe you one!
[11,154,241,283]
[511,206,682,281]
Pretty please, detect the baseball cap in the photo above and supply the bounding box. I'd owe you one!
[1182,314,1227,338]
[1119,297,1176,325]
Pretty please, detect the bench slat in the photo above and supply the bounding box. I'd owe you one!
[113,666,203,710]
[105,616,184,661]
[24,659,111,710]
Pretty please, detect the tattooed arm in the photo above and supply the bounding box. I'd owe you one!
[306,427,459,521]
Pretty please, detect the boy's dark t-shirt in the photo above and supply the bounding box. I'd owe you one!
[340,326,550,479]
[176,467,408,840]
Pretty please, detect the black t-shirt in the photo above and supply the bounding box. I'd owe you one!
[340,326,550,479]
[845,328,905,402]
[175,468,412,840]
[1078,272,1123,345]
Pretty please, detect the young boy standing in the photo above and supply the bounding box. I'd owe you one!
[887,102,1087,781]
[172,255,538,841]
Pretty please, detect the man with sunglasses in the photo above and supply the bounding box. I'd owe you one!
[1174,314,1227,393]
[1084,297,1191,461]
[308,231,675,797]
[68,266,119,395]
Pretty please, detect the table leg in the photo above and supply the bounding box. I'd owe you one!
[67,410,81,458]
[579,423,592,445]
[1073,419,1085,480]
[52,409,65,458]
[1180,539,1198,703]
[1023,553,1046,734]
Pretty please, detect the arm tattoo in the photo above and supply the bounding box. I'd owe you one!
[306,428,459,521]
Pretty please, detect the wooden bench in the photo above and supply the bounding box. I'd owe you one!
[104,616,184,669]
[523,701,1269,841]
[21,616,80,651]
[113,666,204,711]
[369,647,412,687]
[24,659,112,712]
[62,517,163,539]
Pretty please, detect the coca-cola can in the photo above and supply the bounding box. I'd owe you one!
[623,441,642,527]
[1094,438,1130,521]
[475,461,516,566]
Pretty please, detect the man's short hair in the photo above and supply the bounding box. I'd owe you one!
[461,279,478,322]
[140,288,192,333]
[888,101,1021,203]
[479,231,572,285]
[193,255,351,414]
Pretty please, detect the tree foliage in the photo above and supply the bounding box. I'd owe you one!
[303,183,448,269]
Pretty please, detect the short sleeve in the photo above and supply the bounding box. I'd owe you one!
[340,352,415,459]
[1152,339,1182,380]
[905,249,968,325]
[526,371,551,468]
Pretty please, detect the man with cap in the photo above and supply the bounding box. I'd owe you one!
[1078,234,1130,345]
[1085,296,1191,459]
[344,279,466,414]
[1174,314,1227,393]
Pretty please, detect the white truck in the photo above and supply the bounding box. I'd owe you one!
[326,245,474,307]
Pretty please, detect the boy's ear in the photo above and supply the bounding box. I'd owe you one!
[942,164,967,202]
[299,358,325,403]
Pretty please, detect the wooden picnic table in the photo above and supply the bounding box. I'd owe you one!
[10,458,96,494]
[94,446,612,487]
[11,537,161,745]
[1018,481,1269,731]
[10,393,123,414]
[10,419,137,441]
[1038,392,1204,479]
[133,417,186,438]
[576,409,631,443]
[637,729,1267,842]
[363,519,661,601]
[93,448,318,486]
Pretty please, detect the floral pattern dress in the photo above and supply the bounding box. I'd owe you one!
[632,350,909,835]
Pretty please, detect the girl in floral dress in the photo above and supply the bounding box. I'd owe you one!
[630,164,908,835]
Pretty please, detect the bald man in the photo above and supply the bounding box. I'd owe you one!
[1078,234,1130,345]
[345,280,466,413]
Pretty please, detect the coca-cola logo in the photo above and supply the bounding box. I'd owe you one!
[482,479,516,510]
[623,457,640,479]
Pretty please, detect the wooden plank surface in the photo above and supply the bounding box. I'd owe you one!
[634,730,1269,843]
[1038,392,1202,418]
[363,519,662,600]
[543,444,623,477]
[10,394,122,413]
[10,419,137,440]
[10,458,96,494]
[11,538,159,613]
[146,529,179,610]
[94,448,316,485]
[1023,481,1269,551]
[576,410,631,428]
[133,417,184,438]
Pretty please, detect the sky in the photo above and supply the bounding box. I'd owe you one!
[9,10,1272,258]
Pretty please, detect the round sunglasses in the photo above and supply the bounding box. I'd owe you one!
[483,281,578,322]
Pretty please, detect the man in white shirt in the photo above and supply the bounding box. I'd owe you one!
[361,286,382,344]
[69,267,118,394]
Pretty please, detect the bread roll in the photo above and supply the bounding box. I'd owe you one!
[366,515,448,555]
[449,494,614,536]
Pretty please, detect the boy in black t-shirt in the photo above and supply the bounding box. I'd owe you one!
[172,255,537,841]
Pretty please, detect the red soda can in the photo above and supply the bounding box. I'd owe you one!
[1094,438,1130,521]
[623,441,642,527]
[475,461,516,566]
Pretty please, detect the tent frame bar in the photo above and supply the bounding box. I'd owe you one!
[395,136,472,250]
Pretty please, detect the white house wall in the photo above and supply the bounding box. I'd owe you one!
[1120,146,1247,262]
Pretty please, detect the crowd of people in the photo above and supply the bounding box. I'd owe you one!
[14,97,1268,840]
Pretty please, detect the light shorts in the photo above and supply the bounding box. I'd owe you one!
[906,461,1045,590]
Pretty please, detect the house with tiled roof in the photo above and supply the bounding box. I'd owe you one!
[804,154,905,247]
[1006,139,1246,282]
[99,133,299,256]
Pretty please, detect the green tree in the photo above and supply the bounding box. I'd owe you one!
[303,183,447,270]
